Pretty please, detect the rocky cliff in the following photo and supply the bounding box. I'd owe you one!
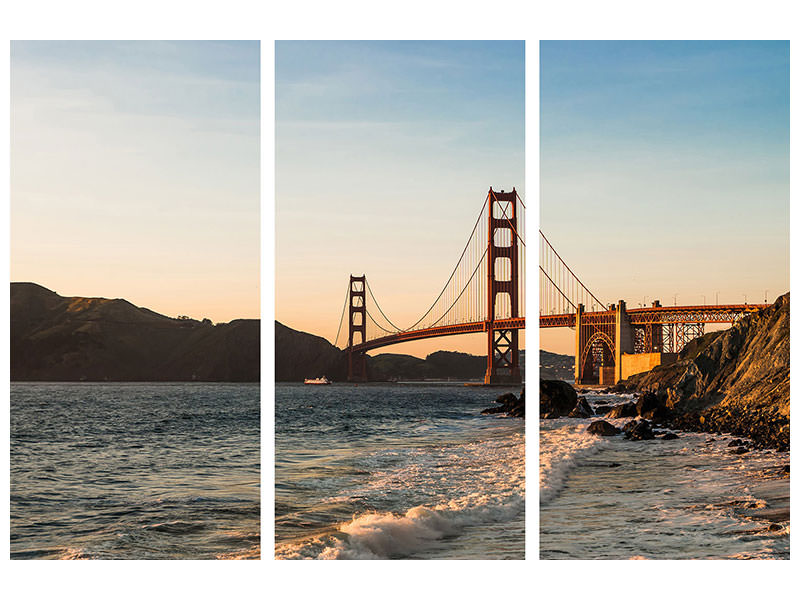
[11,282,259,381]
[618,293,789,449]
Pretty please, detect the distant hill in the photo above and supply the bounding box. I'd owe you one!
[11,282,259,382]
[540,350,573,382]
[275,321,524,382]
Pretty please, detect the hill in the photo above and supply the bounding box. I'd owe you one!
[539,350,573,381]
[11,282,259,381]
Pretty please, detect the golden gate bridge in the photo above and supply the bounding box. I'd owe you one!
[539,231,767,385]
[334,188,526,384]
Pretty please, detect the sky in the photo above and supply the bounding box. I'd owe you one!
[276,41,525,357]
[540,41,789,355]
[11,41,260,322]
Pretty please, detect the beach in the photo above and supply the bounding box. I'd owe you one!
[540,391,789,559]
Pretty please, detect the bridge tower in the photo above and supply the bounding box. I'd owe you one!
[485,188,522,384]
[347,275,368,382]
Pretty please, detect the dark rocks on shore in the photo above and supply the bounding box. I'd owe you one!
[730,446,750,455]
[624,419,656,441]
[636,391,671,421]
[481,388,525,418]
[607,402,638,419]
[594,404,613,415]
[587,420,621,436]
[568,396,594,418]
[662,432,680,440]
[540,379,577,418]
[728,439,744,447]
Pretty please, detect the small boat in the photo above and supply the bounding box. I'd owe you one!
[304,376,331,385]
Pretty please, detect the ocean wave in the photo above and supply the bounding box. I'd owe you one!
[278,431,524,559]
[540,421,607,504]
[275,492,523,560]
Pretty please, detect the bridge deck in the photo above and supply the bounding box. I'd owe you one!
[350,317,525,353]
[539,304,767,328]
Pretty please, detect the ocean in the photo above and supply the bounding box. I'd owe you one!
[10,382,260,560]
[540,391,790,559]
[275,382,525,559]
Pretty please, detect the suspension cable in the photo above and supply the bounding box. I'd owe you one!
[333,281,350,347]
[539,265,577,312]
[427,247,489,329]
[404,193,490,331]
[364,306,397,335]
[539,230,606,310]
[365,279,403,332]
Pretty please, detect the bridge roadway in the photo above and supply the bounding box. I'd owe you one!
[350,317,525,353]
[539,303,767,328]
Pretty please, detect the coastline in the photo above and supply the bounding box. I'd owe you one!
[540,394,790,559]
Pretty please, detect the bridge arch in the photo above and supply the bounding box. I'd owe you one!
[579,330,615,384]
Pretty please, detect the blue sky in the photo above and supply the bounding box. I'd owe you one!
[11,41,260,321]
[540,41,789,354]
[276,41,525,356]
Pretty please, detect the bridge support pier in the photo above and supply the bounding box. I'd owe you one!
[347,275,368,382]
[614,300,634,384]
[484,188,522,384]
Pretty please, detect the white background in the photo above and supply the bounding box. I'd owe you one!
[1,1,797,597]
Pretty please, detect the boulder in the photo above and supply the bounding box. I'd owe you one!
[540,380,577,418]
[621,419,640,434]
[594,404,613,415]
[730,446,750,455]
[482,388,525,418]
[587,420,621,436]
[661,432,680,440]
[636,391,670,420]
[625,420,656,441]
[607,402,638,419]
[568,396,594,418]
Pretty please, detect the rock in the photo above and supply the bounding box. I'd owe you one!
[636,391,671,421]
[540,380,577,418]
[587,420,621,436]
[661,432,679,440]
[482,388,525,418]
[625,420,656,441]
[636,391,660,415]
[730,446,750,455]
[621,419,640,434]
[495,392,517,404]
[607,402,638,418]
[728,439,744,447]
[593,404,613,415]
[568,396,594,418]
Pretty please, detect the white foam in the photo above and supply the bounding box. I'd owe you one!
[277,432,525,560]
[276,492,524,559]
[539,420,607,504]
